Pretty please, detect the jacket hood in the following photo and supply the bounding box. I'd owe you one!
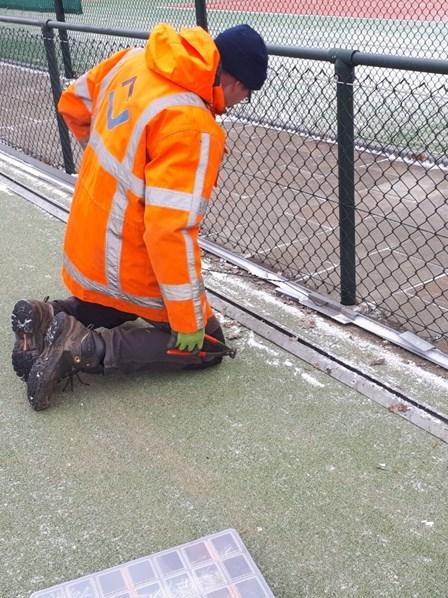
[145,23,222,108]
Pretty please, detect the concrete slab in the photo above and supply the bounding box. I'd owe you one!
[1,186,448,598]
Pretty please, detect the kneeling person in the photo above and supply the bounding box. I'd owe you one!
[11,22,268,410]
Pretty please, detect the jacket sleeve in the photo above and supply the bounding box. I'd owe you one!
[58,48,131,144]
[144,126,225,334]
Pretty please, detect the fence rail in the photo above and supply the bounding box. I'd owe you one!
[0,15,447,358]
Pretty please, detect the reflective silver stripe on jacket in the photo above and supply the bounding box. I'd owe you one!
[63,254,164,310]
[89,130,122,179]
[104,92,208,292]
[74,72,92,113]
[181,132,211,329]
[160,280,205,302]
[89,131,144,199]
[145,186,208,217]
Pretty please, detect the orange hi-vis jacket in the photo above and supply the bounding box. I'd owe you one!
[58,24,226,334]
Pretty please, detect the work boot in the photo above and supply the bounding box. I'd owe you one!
[27,312,105,411]
[11,298,54,381]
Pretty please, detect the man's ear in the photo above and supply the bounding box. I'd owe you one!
[212,85,226,115]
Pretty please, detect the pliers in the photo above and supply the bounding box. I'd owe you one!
[166,333,237,360]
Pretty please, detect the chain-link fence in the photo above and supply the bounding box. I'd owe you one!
[0,17,447,355]
[1,0,447,59]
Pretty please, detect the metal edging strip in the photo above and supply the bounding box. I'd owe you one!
[208,289,448,444]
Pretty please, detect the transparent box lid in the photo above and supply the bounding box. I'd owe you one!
[31,528,274,598]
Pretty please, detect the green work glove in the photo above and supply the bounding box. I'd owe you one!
[175,328,205,352]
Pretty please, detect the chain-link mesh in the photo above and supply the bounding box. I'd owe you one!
[352,71,448,341]
[205,59,339,283]
[0,20,446,352]
[0,27,63,165]
[2,1,447,59]
[204,59,448,347]
[205,1,448,60]
[0,25,140,169]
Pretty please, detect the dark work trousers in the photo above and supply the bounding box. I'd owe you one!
[51,296,225,374]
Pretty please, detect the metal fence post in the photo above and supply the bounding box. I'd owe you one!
[194,0,208,30]
[54,0,74,79]
[41,22,76,174]
[335,51,356,306]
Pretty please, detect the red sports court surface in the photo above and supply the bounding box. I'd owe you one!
[193,0,447,21]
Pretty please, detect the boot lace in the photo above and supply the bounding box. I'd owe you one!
[61,324,98,392]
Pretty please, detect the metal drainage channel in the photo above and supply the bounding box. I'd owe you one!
[1,163,447,444]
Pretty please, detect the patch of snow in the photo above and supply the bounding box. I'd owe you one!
[245,331,281,357]
[0,183,15,197]
[209,271,301,315]
[301,372,325,387]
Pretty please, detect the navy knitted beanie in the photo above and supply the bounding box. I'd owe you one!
[215,24,268,90]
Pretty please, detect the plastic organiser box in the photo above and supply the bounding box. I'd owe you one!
[31,528,274,598]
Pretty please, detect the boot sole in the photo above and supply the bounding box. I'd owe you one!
[11,300,37,381]
[27,315,66,411]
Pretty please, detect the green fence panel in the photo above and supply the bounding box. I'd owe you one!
[0,0,82,13]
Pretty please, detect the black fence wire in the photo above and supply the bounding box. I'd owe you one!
[0,16,447,354]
